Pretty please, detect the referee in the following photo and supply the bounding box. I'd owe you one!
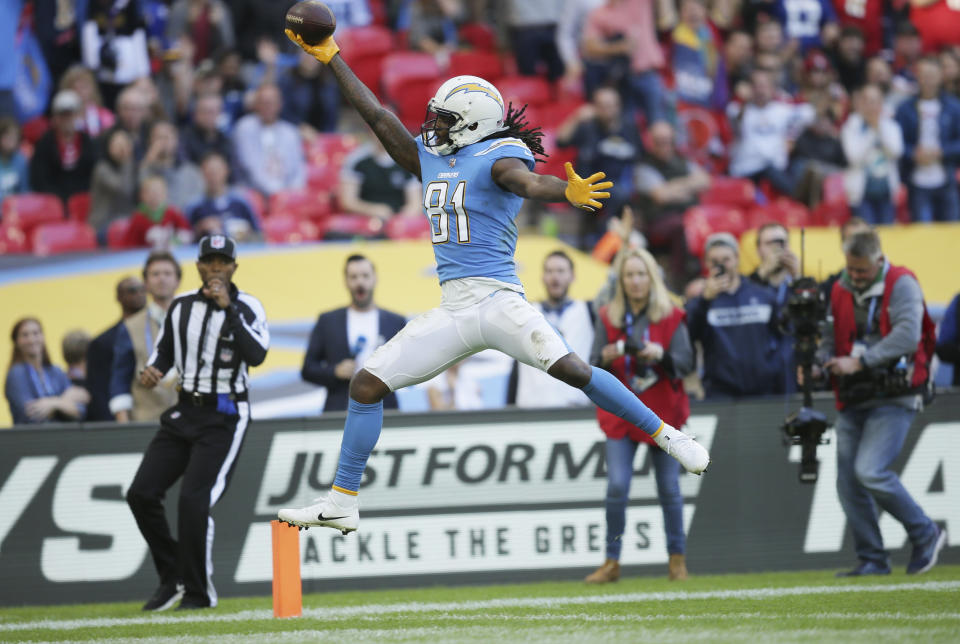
[126,234,269,611]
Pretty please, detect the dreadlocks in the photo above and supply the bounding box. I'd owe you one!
[483,102,548,163]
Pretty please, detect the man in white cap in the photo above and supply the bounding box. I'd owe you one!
[28,90,97,203]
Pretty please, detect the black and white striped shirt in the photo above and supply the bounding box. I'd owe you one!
[148,285,269,395]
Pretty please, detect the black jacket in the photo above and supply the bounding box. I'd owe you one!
[85,321,123,421]
[302,307,407,412]
[29,130,97,204]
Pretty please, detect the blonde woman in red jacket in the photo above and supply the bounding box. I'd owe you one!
[587,247,695,583]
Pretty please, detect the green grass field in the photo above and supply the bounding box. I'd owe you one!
[1,565,958,643]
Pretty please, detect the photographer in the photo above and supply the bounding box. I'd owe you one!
[818,217,871,303]
[587,248,695,583]
[812,230,944,577]
[748,223,800,290]
[686,233,793,398]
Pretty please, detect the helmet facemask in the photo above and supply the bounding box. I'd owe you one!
[420,103,465,156]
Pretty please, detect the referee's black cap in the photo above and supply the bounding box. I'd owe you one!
[198,234,238,261]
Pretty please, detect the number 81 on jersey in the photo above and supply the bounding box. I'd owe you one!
[425,181,470,244]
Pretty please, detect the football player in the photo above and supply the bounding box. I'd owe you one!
[279,29,710,534]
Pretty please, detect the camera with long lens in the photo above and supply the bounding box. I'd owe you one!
[779,275,829,483]
[836,355,926,406]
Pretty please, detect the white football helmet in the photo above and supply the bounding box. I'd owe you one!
[421,75,507,155]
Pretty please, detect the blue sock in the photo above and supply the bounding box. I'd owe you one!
[332,398,383,493]
[582,366,663,435]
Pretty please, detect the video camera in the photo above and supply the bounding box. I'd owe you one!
[836,356,920,406]
[777,235,829,483]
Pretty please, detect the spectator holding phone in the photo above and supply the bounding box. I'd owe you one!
[686,233,793,398]
[748,222,800,289]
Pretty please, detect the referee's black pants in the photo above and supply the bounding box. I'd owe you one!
[126,400,249,607]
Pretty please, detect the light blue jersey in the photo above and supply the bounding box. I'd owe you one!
[416,136,536,285]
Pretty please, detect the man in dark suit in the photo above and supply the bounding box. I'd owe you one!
[302,255,406,412]
[85,277,146,421]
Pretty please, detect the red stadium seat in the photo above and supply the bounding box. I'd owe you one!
[820,172,846,205]
[810,172,850,226]
[31,221,97,256]
[747,198,810,229]
[307,163,342,191]
[303,133,360,167]
[496,76,552,108]
[381,52,441,100]
[812,199,850,227]
[339,25,393,57]
[352,57,392,100]
[323,213,385,239]
[338,26,394,99]
[700,177,756,210]
[895,184,909,223]
[1,193,64,233]
[538,128,577,179]
[369,0,388,26]
[262,214,322,244]
[385,214,431,240]
[448,51,503,82]
[67,192,92,223]
[268,189,332,222]
[20,116,49,145]
[236,187,266,219]
[107,217,132,249]
[539,149,577,181]
[458,22,497,51]
[393,77,445,131]
[683,204,748,257]
[536,99,586,129]
[0,225,30,254]
[515,105,542,129]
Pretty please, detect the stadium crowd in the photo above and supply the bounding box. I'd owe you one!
[6,214,959,425]
[3,0,960,424]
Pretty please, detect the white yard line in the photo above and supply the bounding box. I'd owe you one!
[2,580,958,633]
[30,622,960,644]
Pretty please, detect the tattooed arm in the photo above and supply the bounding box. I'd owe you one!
[328,56,421,178]
[286,30,420,178]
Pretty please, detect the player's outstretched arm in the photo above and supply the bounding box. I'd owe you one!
[491,159,613,212]
[286,30,421,178]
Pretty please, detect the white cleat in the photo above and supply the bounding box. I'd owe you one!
[278,495,359,535]
[654,424,710,474]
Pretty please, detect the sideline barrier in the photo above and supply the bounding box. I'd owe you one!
[0,394,957,606]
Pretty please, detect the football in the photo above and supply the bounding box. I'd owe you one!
[285,0,336,46]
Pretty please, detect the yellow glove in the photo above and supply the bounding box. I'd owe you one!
[564,162,614,212]
[285,28,340,64]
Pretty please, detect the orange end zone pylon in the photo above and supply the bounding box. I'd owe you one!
[271,520,302,618]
